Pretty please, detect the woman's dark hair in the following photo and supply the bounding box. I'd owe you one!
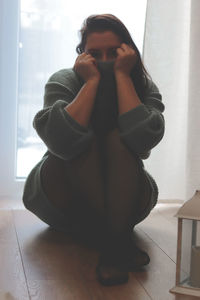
[76,14,151,99]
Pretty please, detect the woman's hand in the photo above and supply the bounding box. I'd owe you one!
[114,43,138,76]
[73,53,100,82]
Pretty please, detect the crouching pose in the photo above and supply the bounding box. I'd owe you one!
[23,14,165,286]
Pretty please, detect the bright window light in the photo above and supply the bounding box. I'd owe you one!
[16,0,147,178]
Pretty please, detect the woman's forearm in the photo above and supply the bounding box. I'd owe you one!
[115,72,141,116]
[64,78,99,128]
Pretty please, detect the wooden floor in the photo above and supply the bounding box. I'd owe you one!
[0,201,198,300]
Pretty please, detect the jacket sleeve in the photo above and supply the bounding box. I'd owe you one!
[118,79,165,156]
[33,70,94,161]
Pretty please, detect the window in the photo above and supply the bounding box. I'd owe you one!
[0,0,147,197]
[17,0,147,178]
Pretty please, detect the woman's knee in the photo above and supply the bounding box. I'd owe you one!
[40,154,77,211]
[42,137,105,215]
[64,135,101,171]
[105,128,136,158]
[105,128,143,176]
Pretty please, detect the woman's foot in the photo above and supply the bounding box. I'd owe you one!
[123,242,150,271]
[96,250,129,286]
[96,237,150,286]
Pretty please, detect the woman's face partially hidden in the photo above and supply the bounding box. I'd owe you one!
[84,31,122,62]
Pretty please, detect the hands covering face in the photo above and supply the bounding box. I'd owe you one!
[74,43,138,82]
[114,43,138,75]
[74,53,100,82]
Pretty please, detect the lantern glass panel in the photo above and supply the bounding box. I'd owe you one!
[179,219,200,289]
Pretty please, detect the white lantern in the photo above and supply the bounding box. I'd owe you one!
[170,190,200,297]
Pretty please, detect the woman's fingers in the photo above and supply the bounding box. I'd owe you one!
[74,53,100,82]
[117,43,136,55]
[116,47,125,56]
[76,53,92,62]
[77,53,98,67]
[115,43,138,75]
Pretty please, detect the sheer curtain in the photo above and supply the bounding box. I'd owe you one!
[143,0,200,201]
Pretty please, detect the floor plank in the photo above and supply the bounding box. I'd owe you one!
[138,205,179,262]
[156,203,181,225]
[77,245,151,300]
[12,210,92,299]
[13,210,151,300]
[0,202,198,300]
[133,227,177,300]
[0,197,25,210]
[0,211,29,300]
[0,210,18,244]
[135,204,198,300]
[0,244,30,300]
